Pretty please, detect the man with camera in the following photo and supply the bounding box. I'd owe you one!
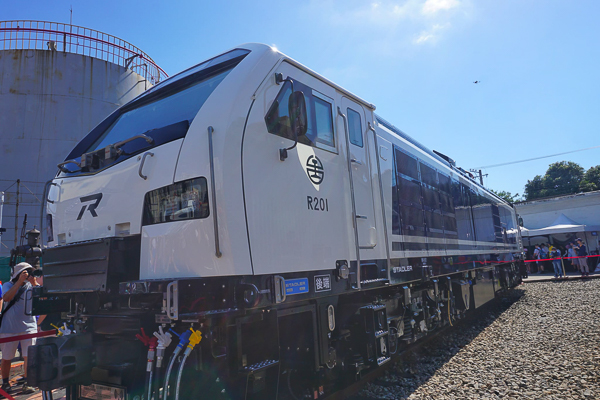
[0,262,41,394]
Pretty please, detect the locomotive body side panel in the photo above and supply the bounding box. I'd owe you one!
[141,48,278,278]
[242,60,355,275]
[340,97,381,262]
[374,120,521,283]
[50,139,183,244]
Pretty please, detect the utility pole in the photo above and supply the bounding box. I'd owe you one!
[0,192,4,251]
[469,169,487,186]
[13,179,20,249]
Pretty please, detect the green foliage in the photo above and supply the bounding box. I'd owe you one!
[580,165,600,192]
[523,175,544,200]
[524,161,591,200]
[491,190,521,203]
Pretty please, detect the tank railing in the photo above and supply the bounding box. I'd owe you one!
[0,20,167,84]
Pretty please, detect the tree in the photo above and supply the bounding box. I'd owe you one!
[523,175,545,200]
[524,161,584,200]
[580,165,600,192]
[491,190,521,203]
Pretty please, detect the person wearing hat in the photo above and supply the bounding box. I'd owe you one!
[0,262,40,394]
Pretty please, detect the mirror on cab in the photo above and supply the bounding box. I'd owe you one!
[280,90,308,161]
[288,91,307,139]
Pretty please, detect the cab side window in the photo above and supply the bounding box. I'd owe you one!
[314,94,335,147]
[265,78,336,152]
[347,108,363,147]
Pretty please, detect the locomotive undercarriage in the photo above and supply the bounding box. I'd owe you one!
[28,249,520,400]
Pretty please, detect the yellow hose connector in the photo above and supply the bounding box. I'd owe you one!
[187,328,202,350]
[51,323,63,336]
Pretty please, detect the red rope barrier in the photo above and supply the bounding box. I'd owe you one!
[0,330,57,345]
[0,387,15,400]
[450,254,600,266]
[523,254,600,263]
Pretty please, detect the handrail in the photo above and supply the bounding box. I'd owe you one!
[338,107,362,289]
[369,122,392,281]
[0,20,167,84]
[207,126,222,258]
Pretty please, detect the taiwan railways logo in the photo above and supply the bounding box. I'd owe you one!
[306,155,324,185]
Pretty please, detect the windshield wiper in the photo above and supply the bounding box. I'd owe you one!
[57,159,82,173]
[58,134,154,174]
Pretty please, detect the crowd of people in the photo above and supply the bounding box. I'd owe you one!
[528,238,594,278]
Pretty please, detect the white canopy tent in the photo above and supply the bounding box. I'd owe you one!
[521,214,600,237]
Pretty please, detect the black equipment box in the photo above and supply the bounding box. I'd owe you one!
[42,236,140,294]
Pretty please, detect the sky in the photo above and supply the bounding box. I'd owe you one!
[2,0,599,198]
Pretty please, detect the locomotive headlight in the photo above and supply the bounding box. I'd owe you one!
[327,305,335,331]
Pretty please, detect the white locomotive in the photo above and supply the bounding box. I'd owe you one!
[28,44,522,400]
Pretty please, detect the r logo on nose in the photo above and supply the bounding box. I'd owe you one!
[77,193,103,220]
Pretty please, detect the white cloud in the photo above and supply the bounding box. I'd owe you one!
[301,0,468,54]
[422,0,460,15]
[415,32,434,44]
[414,23,449,44]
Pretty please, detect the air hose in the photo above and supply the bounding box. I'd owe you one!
[286,369,301,400]
[136,328,158,400]
[153,327,173,400]
[447,290,453,327]
[174,328,202,400]
[162,329,192,400]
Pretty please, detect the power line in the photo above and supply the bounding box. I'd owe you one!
[474,145,600,169]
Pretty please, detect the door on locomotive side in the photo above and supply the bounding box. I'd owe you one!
[340,97,378,257]
[242,61,354,275]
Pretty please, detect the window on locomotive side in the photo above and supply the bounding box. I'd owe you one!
[142,178,209,226]
[347,108,363,147]
[312,91,335,148]
[393,146,427,237]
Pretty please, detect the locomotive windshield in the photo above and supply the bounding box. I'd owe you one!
[61,49,250,174]
[85,68,231,153]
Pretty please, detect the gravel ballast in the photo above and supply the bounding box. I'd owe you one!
[359,279,600,399]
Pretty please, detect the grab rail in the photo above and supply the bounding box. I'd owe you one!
[207,126,222,258]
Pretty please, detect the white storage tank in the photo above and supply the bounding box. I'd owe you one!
[0,20,167,257]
